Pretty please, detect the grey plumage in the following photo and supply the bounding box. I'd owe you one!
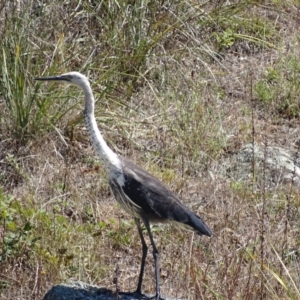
[112,157,211,236]
[35,72,211,300]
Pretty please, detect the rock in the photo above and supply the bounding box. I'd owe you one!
[42,281,178,300]
[224,143,300,188]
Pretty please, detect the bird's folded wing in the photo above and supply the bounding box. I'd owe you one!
[111,157,211,236]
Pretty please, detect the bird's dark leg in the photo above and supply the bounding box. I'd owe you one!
[143,220,162,300]
[134,218,148,295]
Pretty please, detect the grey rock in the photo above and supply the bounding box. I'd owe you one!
[42,281,179,300]
[224,143,300,188]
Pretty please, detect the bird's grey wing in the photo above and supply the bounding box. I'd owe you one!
[114,159,211,237]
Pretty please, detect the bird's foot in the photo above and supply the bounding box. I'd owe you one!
[130,290,149,299]
[129,290,164,300]
[149,294,165,300]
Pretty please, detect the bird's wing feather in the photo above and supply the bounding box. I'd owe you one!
[113,157,211,237]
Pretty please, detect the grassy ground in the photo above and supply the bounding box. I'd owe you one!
[1,0,300,299]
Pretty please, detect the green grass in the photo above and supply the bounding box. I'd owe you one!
[1,0,300,299]
[254,51,300,119]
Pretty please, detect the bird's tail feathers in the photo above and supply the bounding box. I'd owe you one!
[188,212,212,237]
[168,207,212,237]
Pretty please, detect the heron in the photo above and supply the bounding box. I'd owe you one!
[35,72,212,300]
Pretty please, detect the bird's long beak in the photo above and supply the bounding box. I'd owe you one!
[35,75,71,82]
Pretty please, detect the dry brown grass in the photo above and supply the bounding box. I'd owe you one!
[1,1,300,299]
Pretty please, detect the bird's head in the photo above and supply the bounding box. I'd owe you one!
[35,71,89,89]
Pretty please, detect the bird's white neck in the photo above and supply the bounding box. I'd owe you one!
[82,81,121,171]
